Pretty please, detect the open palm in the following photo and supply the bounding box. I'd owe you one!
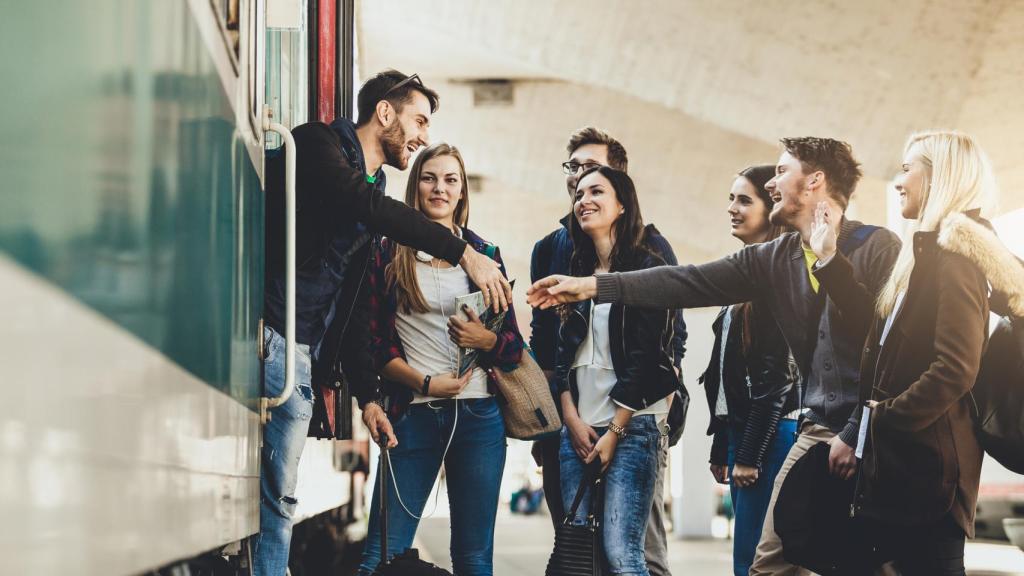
[810,201,839,261]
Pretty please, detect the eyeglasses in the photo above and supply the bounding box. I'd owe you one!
[561,160,603,176]
[382,73,423,99]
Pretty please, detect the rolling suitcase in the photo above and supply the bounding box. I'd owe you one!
[371,443,453,576]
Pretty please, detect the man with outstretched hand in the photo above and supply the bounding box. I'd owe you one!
[528,137,900,576]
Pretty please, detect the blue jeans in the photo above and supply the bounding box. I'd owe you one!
[253,326,314,576]
[727,418,798,576]
[358,397,507,576]
[560,415,662,576]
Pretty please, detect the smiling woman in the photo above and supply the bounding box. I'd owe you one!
[356,142,524,575]
[556,165,681,576]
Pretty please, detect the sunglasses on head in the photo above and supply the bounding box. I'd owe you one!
[381,73,422,99]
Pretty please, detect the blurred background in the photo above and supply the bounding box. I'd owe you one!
[1,0,1023,574]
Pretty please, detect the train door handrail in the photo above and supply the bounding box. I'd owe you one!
[260,105,295,423]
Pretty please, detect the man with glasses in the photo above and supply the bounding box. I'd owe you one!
[529,126,686,576]
[257,69,511,576]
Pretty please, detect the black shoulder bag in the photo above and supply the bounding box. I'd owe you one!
[545,461,607,576]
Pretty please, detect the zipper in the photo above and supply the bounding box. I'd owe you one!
[328,236,375,376]
[849,401,871,518]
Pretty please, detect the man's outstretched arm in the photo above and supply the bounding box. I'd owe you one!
[528,247,764,311]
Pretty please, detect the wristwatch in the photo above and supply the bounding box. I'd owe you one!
[422,374,432,396]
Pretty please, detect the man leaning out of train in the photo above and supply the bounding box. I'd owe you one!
[356,142,523,576]
[810,130,1022,575]
[256,70,511,576]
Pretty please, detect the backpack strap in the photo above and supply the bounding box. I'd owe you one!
[838,224,880,256]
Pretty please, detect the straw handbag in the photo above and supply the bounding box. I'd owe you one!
[489,346,562,440]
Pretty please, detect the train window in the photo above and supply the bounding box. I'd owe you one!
[211,0,241,70]
[246,0,263,139]
[265,0,309,148]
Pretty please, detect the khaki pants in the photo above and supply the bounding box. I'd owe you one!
[749,422,835,576]
[646,439,672,576]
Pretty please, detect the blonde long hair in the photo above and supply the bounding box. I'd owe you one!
[875,131,997,316]
[386,143,470,314]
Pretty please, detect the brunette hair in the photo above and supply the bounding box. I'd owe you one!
[735,164,789,353]
[356,69,440,127]
[780,136,862,209]
[569,166,649,277]
[566,127,628,172]
[386,143,469,313]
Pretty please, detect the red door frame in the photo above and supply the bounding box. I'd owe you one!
[315,0,336,123]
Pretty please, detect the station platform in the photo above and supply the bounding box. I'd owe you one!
[413,512,1024,575]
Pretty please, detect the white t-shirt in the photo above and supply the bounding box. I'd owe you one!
[572,303,670,427]
[396,260,489,403]
[715,305,734,418]
[880,291,906,346]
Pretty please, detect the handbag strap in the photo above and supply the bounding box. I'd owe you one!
[563,459,603,525]
[379,440,389,565]
[591,468,605,528]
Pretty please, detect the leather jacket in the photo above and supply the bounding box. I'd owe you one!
[703,302,800,468]
[555,249,681,412]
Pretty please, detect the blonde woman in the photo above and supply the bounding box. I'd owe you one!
[357,143,523,576]
[811,131,1022,575]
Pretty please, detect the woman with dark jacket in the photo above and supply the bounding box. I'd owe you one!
[702,165,801,576]
[810,131,1022,575]
[555,166,681,576]
[356,143,523,576]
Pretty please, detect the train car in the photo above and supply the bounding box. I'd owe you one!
[0,1,364,574]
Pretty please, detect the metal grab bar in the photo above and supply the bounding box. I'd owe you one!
[261,106,296,422]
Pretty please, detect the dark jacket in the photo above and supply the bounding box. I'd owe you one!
[530,217,687,374]
[366,228,524,418]
[595,218,901,447]
[703,303,800,468]
[264,120,467,408]
[556,246,681,412]
[816,212,1024,537]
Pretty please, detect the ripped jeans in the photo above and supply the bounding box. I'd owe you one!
[253,326,314,576]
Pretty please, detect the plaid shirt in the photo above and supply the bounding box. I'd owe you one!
[368,227,524,417]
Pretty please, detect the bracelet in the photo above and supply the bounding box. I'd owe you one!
[608,422,627,439]
[422,374,432,396]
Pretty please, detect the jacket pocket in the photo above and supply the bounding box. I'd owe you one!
[866,417,955,524]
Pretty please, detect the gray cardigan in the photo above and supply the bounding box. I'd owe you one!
[596,219,900,446]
